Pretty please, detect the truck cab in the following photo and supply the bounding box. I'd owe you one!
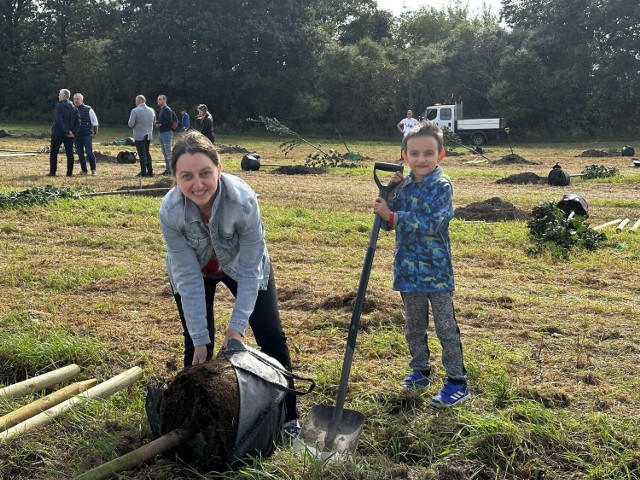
[422,102,506,146]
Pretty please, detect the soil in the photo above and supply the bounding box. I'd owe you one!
[94,151,118,163]
[454,197,530,222]
[491,153,538,165]
[271,165,326,175]
[577,149,613,157]
[496,172,545,185]
[217,144,250,154]
[115,177,173,196]
[159,359,240,472]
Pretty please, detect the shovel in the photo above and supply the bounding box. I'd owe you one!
[295,161,404,460]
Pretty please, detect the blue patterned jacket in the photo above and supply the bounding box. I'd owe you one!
[382,166,455,292]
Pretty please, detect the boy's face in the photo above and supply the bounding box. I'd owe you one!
[402,135,443,181]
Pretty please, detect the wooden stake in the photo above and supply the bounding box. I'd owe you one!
[72,428,191,480]
[616,218,630,232]
[0,367,142,443]
[0,379,97,432]
[630,218,640,232]
[0,364,80,399]
[592,219,623,231]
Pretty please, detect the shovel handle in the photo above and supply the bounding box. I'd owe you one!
[373,162,404,198]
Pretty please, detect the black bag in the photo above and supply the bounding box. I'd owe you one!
[116,150,137,164]
[548,163,570,186]
[145,340,314,470]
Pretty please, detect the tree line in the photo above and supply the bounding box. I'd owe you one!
[0,0,638,137]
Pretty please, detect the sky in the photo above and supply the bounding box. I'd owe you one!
[375,0,502,17]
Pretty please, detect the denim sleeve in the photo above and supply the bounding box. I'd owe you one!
[159,211,210,346]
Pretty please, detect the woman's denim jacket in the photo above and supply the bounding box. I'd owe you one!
[159,173,270,346]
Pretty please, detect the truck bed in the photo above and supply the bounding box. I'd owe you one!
[457,118,503,130]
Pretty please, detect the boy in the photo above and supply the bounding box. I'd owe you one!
[374,120,469,407]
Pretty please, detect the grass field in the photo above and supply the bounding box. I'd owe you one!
[0,123,639,479]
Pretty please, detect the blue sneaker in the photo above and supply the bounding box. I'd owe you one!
[281,419,301,443]
[431,381,470,408]
[403,369,430,389]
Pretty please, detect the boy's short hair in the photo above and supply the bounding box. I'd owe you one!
[401,120,444,152]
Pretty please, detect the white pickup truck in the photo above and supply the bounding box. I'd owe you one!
[421,102,507,146]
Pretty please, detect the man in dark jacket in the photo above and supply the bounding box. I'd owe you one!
[155,94,174,176]
[48,89,80,176]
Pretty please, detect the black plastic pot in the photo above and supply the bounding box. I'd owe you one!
[548,163,571,186]
[241,153,261,171]
[621,145,635,157]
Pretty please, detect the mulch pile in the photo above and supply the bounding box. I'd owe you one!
[159,359,240,471]
[271,165,326,175]
[492,154,538,165]
[496,172,545,185]
[577,149,613,157]
[455,197,530,222]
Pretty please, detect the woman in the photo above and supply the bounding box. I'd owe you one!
[196,104,215,144]
[159,131,299,437]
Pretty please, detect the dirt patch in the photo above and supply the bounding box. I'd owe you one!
[577,149,613,158]
[114,178,173,196]
[159,359,240,471]
[217,144,249,154]
[496,172,545,185]
[271,165,326,175]
[492,153,538,165]
[94,151,118,163]
[454,197,530,222]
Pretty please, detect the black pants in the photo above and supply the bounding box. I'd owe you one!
[49,134,75,175]
[134,137,153,175]
[173,269,298,421]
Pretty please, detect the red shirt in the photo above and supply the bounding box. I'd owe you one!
[200,213,224,278]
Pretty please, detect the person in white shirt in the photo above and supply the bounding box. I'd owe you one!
[397,109,418,137]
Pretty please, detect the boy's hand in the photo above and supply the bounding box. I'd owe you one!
[386,172,404,198]
[374,197,392,221]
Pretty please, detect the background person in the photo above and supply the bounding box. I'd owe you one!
[196,104,215,144]
[48,89,79,177]
[374,120,469,407]
[72,93,99,175]
[155,94,174,175]
[396,109,418,137]
[179,107,190,131]
[159,131,300,438]
[128,94,155,177]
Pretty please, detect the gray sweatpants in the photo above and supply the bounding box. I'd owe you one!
[402,291,466,382]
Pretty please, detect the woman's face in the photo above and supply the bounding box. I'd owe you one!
[174,152,221,214]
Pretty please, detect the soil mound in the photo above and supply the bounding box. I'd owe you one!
[116,178,173,196]
[496,172,545,185]
[159,359,240,471]
[577,149,612,158]
[217,144,249,154]
[455,197,530,222]
[492,154,537,165]
[94,151,117,163]
[271,165,326,175]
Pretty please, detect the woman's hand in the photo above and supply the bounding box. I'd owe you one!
[192,345,208,366]
[221,328,244,349]
[374,197,392,221]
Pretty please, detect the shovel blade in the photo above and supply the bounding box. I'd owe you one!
[293,405,365,460]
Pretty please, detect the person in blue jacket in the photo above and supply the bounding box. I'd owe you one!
[374,120,470,407]
[48,89,80,176]
[179,108,190,131]
[159,130,300,438]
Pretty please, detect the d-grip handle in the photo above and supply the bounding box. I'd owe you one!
[373,162,404,197]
